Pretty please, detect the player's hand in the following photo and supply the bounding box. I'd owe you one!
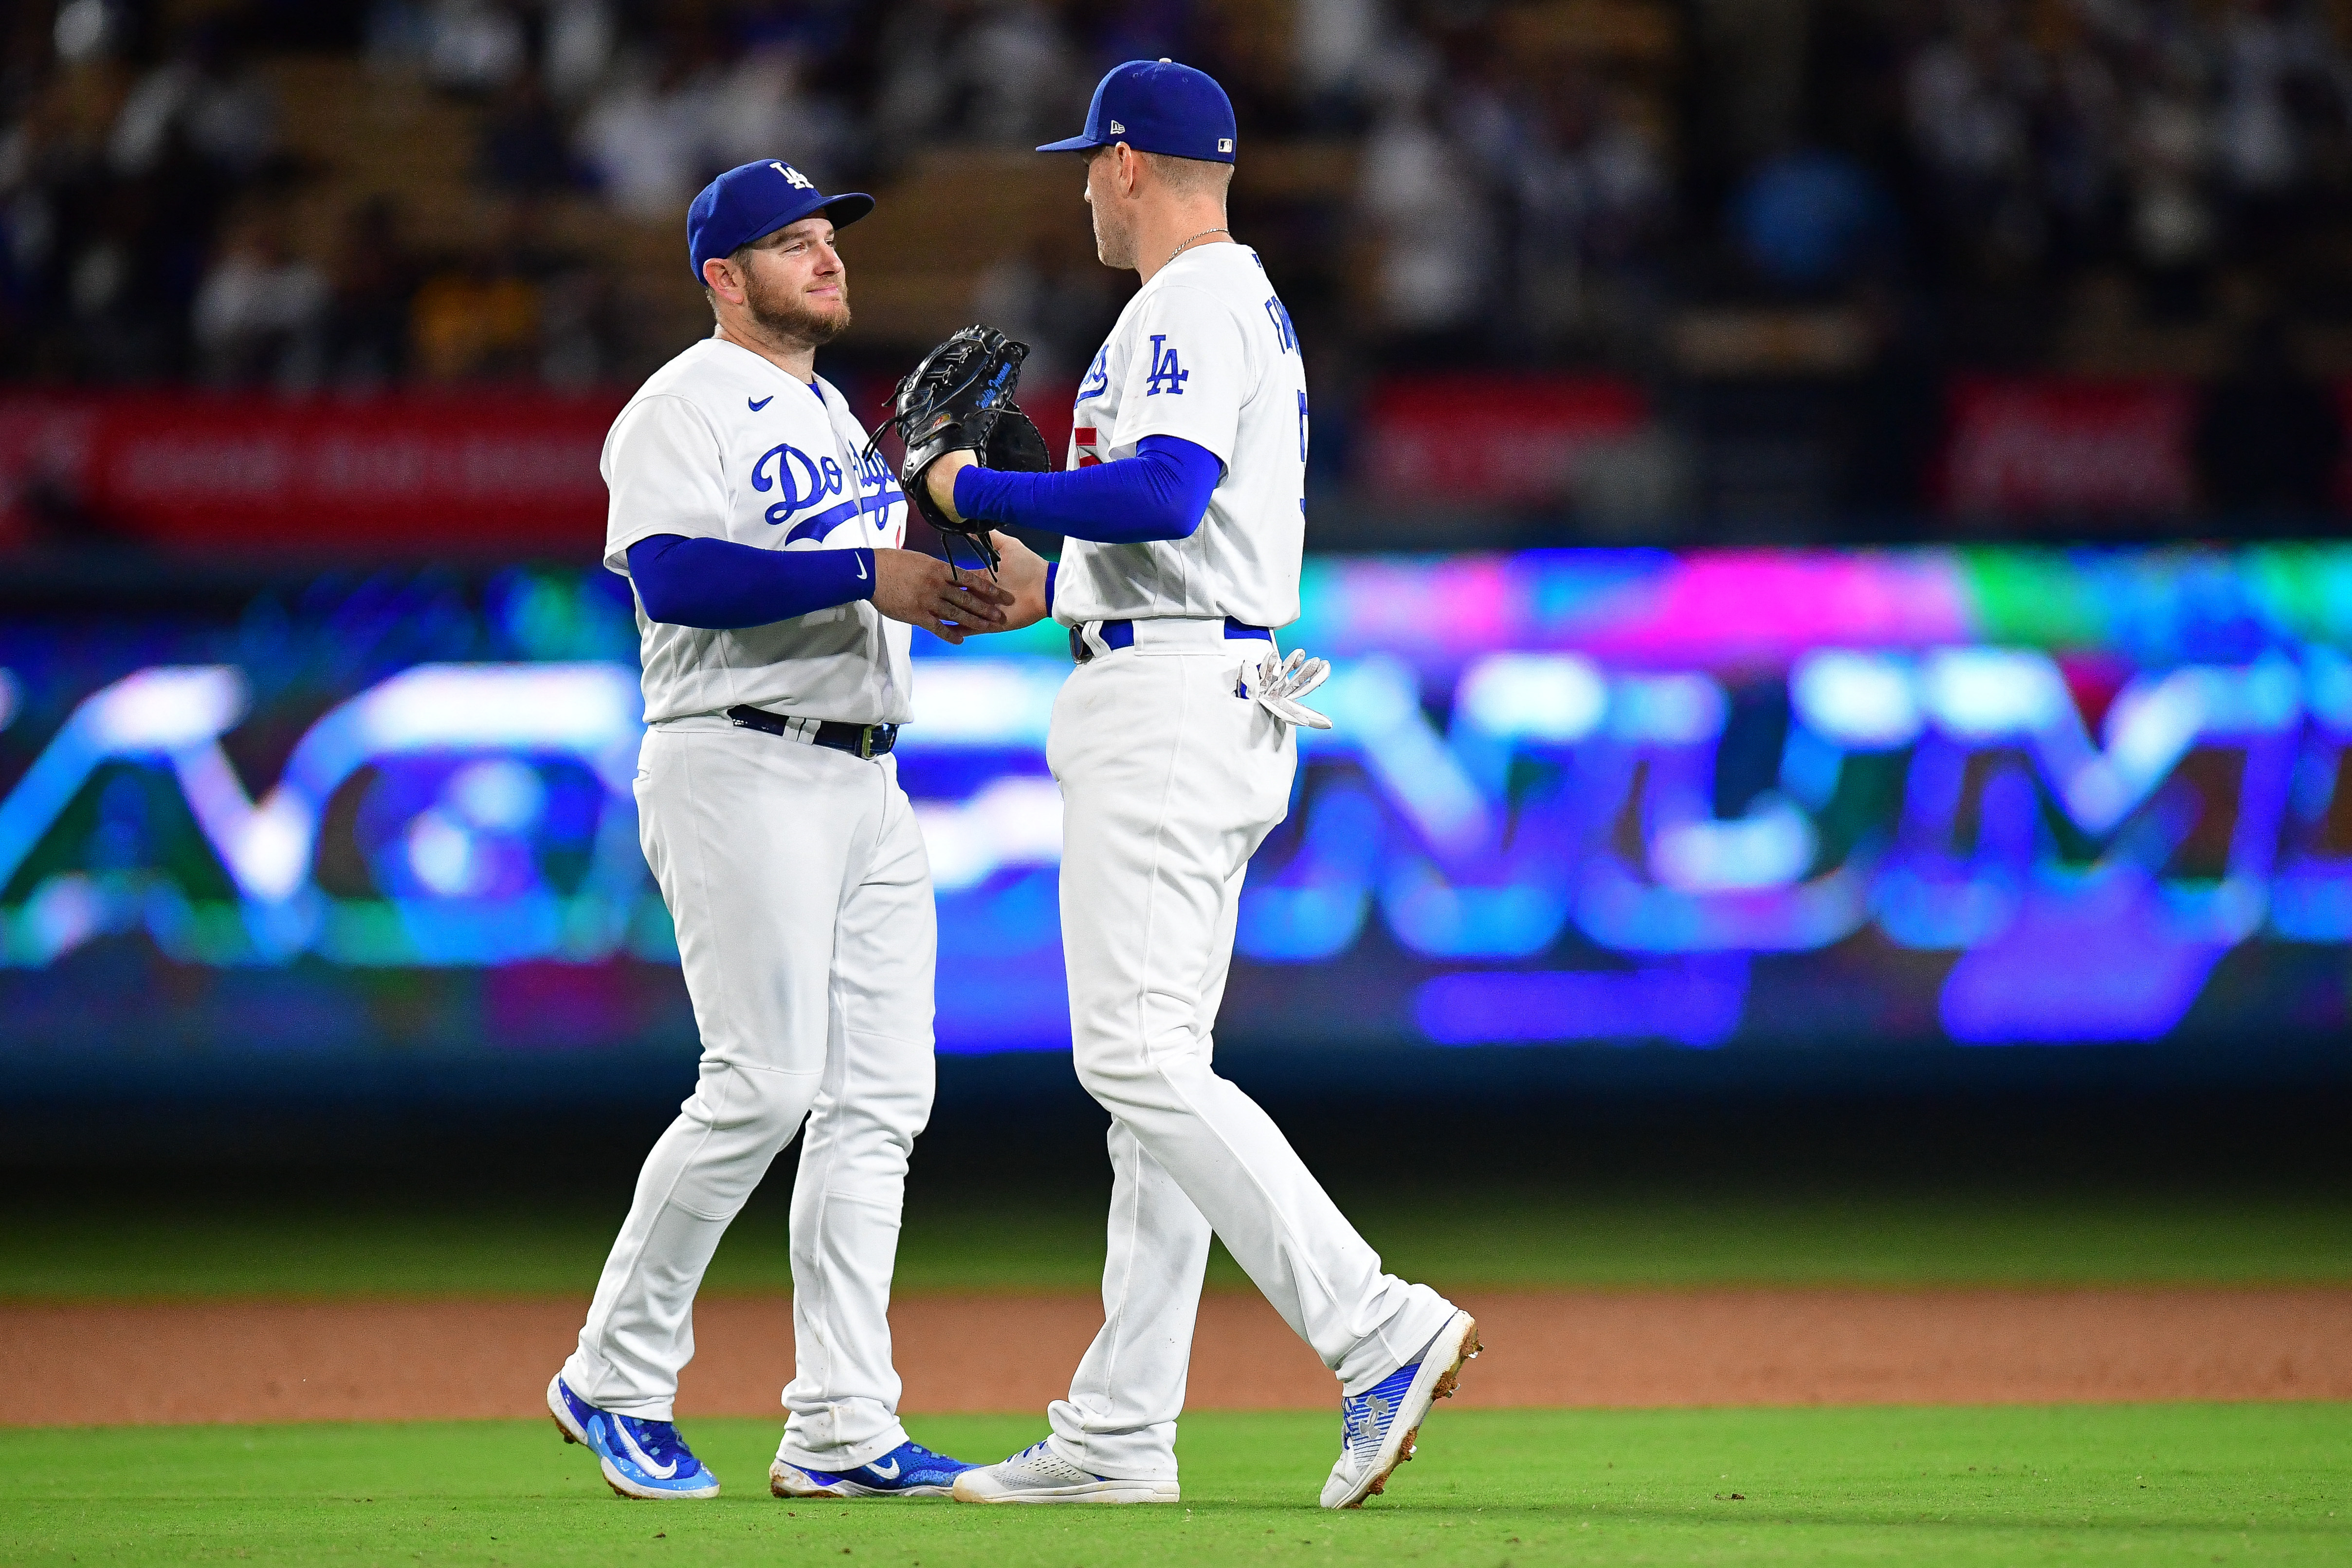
[983,532,1053,632]
[924,450,977,522]
[871,547,1012,644]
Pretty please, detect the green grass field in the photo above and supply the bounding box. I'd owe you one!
[8,1173,2347,1564]
[12,1406,2348,1566]
[7,1184,2350,1298]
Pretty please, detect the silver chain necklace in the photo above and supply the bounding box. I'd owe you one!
[1161,226,1230,272]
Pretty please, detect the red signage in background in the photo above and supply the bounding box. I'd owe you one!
[0,391,628,555]
[1940,377,2195,516]
[1356,375,1650,508]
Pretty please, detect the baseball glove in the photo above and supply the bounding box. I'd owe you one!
[870,324,1054,573]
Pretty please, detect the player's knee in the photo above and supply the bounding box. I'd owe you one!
[819,1074,934,1164]
[1069,1036,1164,1110]
[683,1059,818,1148]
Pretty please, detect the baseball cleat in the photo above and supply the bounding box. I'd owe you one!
[547,1373,721,1500]
[770,1439,976,1499]
[1320,1309,1481,1509]
[949,1440,1180,1504]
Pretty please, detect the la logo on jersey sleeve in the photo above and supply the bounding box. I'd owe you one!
[1144,335,1188,396]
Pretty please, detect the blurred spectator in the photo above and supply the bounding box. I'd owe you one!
[1296,0,1385,120]
[478,69,573,194]
[574,47,715,219]
[2211,0,2345,199]
[191,207,328,387]
[1513,77,1668,347]
[426,0,527,96]
[324,197,419,384]
[1356,63,1497,353]
[412,257,539,380]
[409,204,553,380]
[875,0,1084,151]
[109,25,281,182]
[0,0,2350,446]
[1907,0,2047,276]
[2123,48,2214,273]
[544,0,618,105]
[705,44,854,179]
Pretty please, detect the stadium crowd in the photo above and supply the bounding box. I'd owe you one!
[0,0,2348,391]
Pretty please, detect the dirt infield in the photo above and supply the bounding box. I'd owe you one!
[9,1288,2350,1427]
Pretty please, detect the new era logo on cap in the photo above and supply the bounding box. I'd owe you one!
[1108,120,1125,134]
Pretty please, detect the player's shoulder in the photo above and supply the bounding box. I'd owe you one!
[1131,246,1278,333]
[628,338,811,420]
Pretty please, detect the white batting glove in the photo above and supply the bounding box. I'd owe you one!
[1245,647,1334,731]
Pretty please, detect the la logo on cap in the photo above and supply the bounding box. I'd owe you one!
[768,161,815,190]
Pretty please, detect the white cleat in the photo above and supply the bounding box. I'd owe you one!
[1320,1308,1481,1509]
[949,1440,1180,1504]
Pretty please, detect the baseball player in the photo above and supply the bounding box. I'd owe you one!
[545,158,1005,1502]
[893,62,1480,1509]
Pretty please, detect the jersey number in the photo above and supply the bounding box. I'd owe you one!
[1144,335,1188,397]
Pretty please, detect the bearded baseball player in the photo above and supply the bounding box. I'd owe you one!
[545,159,1008,1501]
[892,61,1480,1510]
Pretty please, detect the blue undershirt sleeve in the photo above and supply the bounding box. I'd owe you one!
[626,534,875,630]
[951,434,1220,544]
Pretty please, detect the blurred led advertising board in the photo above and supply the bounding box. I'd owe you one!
[4,545,2352,1072]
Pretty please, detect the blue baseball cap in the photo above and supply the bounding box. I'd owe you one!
[1037,59,1237,164]
[687,159,873,285]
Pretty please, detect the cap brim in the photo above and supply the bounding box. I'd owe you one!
[821,192,875,227]
[744,191,875,249]
[1035,134,1103,153]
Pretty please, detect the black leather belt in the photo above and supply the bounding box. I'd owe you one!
[726,705,898,758]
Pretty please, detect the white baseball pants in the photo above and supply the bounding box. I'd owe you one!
[563,721,935,1471]
[1043,623,1454,1480]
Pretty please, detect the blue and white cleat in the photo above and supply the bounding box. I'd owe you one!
[769,1439,976,1499]
[547,1374,722,1500]
[949,1440,1180,1504]
[1320,1309,1481,1509]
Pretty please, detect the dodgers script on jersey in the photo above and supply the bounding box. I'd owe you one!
[1056,244,1308,628]
[602,337,911,725]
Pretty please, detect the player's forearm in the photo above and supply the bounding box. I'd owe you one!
[626,534,874,629]
[952,435,1218,544]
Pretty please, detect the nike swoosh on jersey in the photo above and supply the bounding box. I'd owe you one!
[748,395,774,411]
[868,1457,900,1479]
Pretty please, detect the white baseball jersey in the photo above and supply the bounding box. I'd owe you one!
[602,337,911,726]
[1054,243,1309,629]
